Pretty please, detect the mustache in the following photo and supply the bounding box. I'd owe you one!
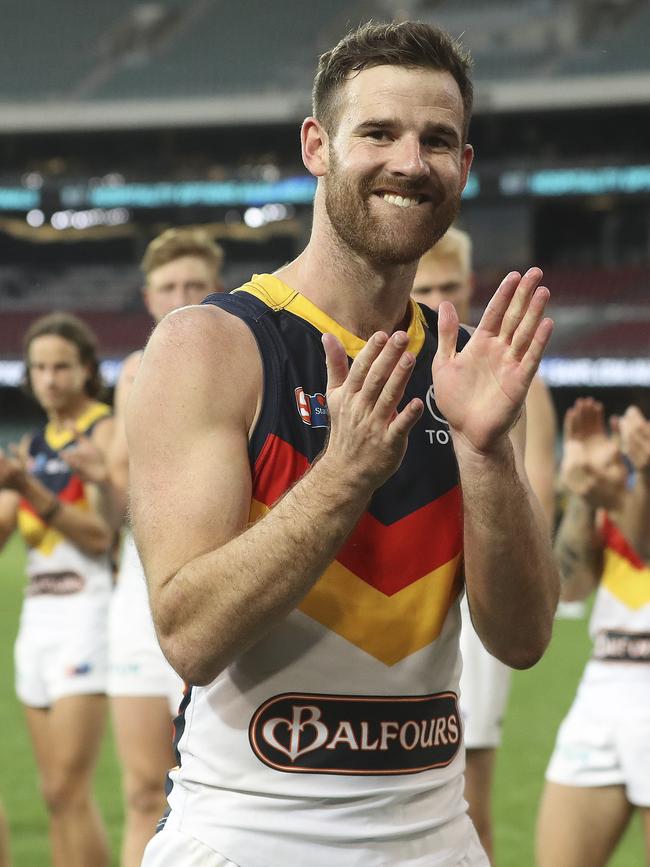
[363,175,447,202]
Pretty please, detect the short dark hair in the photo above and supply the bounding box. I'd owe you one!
[313,20,473,141]
[23,312,103,399]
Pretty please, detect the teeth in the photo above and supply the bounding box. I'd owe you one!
[382,193,421,208]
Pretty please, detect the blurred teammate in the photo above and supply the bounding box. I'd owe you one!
[413,228,557,862]
[537,399,650,867]
[129,21,559,867]
[0,313,114,867]
[66,228,224,867]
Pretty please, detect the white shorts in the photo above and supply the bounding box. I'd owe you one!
[142,826,488,867]
[459,596,512,749]
[107,533,184,715]
[545,676,650,806]
[15,593,109,707]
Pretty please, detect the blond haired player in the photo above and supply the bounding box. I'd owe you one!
[66,228,224,867]
[413,227,557,863]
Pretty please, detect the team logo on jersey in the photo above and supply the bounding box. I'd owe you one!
[249,691,461,775]
[424,385,451,446]
[295,387,328,428]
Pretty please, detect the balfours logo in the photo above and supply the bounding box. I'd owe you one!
[249,691,461,775]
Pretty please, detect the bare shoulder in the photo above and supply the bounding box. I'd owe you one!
[118,349,144,387]
[129,304,262,435]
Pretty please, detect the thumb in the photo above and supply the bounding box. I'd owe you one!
[322,333,349,390]
[434,301,459,366]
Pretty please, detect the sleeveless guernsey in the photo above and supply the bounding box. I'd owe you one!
[586,512,650,683]
[18,401,113,596]
[162,275,473,866]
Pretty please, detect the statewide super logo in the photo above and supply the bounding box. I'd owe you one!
[295,387,329,428]
[249,691,461,775]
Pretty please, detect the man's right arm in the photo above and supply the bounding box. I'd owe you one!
[128,306,422,685]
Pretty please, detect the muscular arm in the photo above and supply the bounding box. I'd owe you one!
[432,270,560,669]
[458,417,559,669]
[128,307,422,685]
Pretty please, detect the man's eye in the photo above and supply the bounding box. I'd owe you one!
[368,130,389,141]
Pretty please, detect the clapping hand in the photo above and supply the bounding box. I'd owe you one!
[431,268,553,456]
[560,398,627,509]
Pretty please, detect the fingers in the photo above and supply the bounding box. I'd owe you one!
[517,315,554,382]
[389,398,424,438]
[345,332,388,392]
[435,301,459,364]
[322,333,351,390]
[357,332,410,408]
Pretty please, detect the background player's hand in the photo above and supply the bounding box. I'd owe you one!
[62,430,108,484]
[0,445,27,492]
[431,268,553,455]
[617,405,650,480]
[560,398,627,508]
[321,330,423,488]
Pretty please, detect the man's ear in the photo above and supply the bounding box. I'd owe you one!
[301,117,329,178]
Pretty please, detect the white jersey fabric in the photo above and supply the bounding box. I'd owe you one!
[546,514,650,800]
[458,595,512,749]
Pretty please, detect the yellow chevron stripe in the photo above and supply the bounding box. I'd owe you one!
[602,547,650,610]
[249,499,460,665]
[235,274,426,358]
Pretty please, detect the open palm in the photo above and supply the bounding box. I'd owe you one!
[432,268,553,454]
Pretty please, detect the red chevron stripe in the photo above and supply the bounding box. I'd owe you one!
[254,434,463,594]
[601,513,645,571]
[337,486,462,595]
[253,434,309,506]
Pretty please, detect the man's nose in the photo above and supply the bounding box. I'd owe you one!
[387,135,429,179]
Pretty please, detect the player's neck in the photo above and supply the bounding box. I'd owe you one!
[46,395,94,430]
[277,215,416,341]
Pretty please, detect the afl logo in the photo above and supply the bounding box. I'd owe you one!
[295,387,329,429]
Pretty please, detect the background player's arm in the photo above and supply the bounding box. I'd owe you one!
[552,399,622,600]
[128,306,422,686]
[553,495,602,601]
[615,405,650,562]
[524,374,557,530]
[0,490,19,550]
[107,350,142,516]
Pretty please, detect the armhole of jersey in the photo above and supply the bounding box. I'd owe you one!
[201,292,282,467]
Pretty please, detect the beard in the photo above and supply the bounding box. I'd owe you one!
[324,151,462,266]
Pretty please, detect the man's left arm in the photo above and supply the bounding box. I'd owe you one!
[433,268,560,669]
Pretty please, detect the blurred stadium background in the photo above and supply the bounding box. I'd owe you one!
[0,0,648,863]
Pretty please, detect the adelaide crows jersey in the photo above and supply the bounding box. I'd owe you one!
[588,513,650,678]
[162,274,474,866]
[18,401,113,598]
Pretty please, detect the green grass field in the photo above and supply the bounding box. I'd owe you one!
[0,533,643,866]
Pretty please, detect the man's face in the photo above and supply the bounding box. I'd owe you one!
[28,335,90,413]
[323,65,473,266]
[412,254,472,322]
[144,255,219,323]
